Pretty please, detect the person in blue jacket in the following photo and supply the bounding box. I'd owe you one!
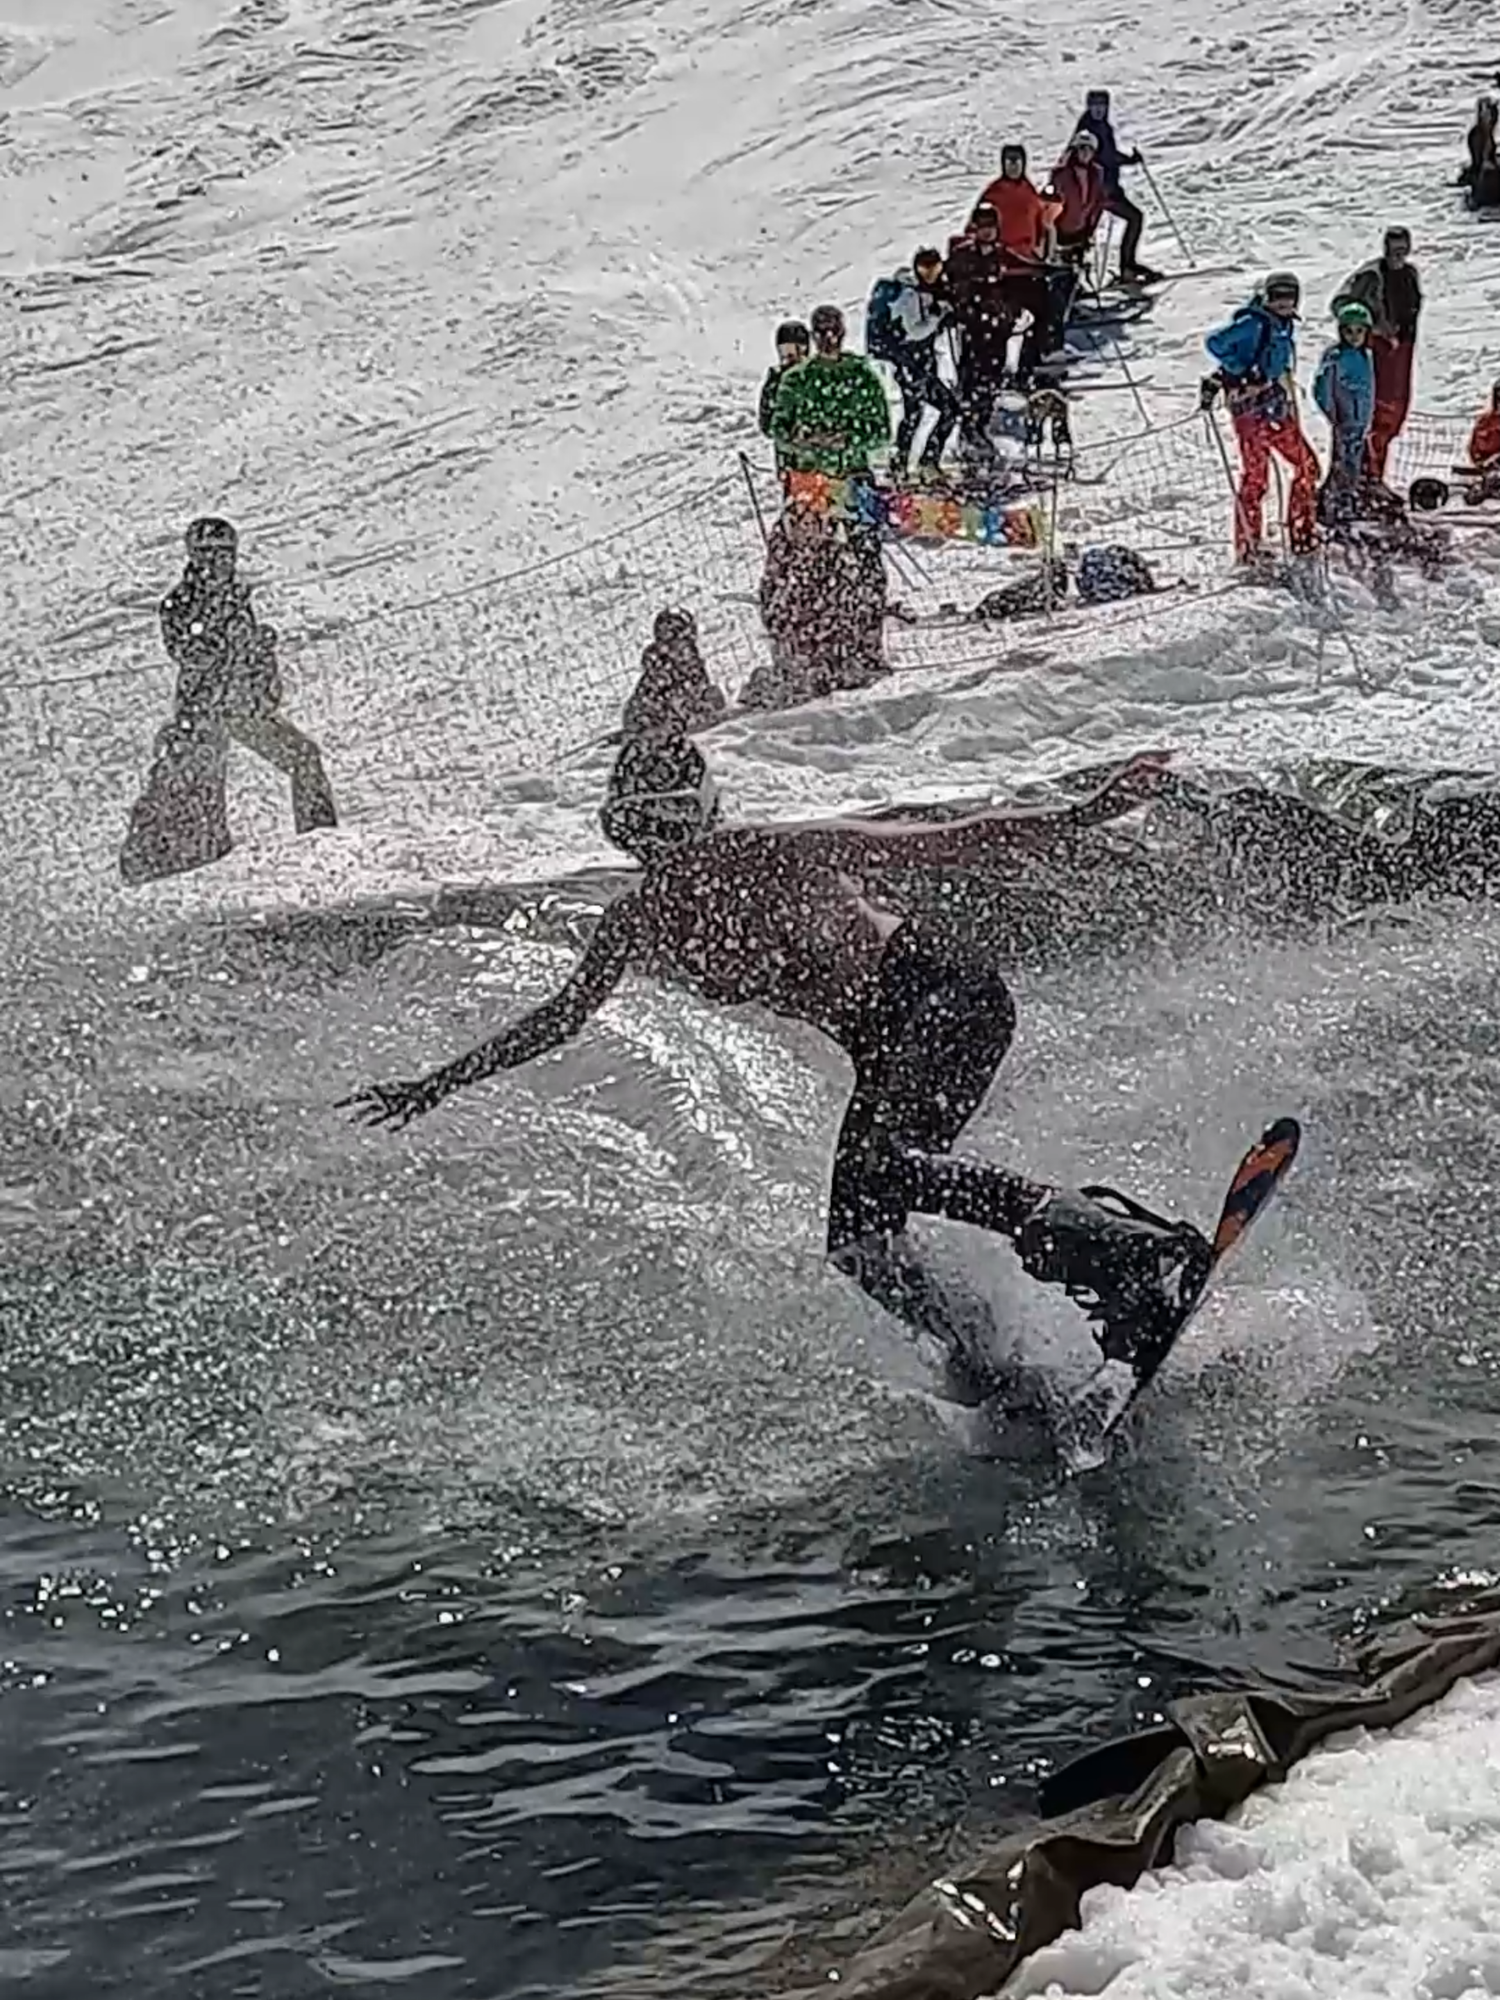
[1073,88,1159,284]
[1313,301,1376,518]
[1204,271,1320,563]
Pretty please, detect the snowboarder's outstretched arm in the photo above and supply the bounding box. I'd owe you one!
[340,898,642,1128]
[784,752,1174,873]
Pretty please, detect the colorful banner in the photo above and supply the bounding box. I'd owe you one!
[783,469,1042,550]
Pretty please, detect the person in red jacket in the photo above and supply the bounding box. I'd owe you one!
[970,144,1063,385]
[1047,129,1108,263]
[1469,382,1500,467]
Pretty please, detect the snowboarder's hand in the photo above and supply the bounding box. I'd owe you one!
[338,1076,445,1129]
[1127,148,1143,166]
[1198,373,1223,411]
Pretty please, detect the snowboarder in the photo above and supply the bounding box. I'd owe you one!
[1203,273,1320,566]
[341,752,1211,1374]
[119,517,337,886]
[865,249,961,481]
[1313,301,1376,524]
[1330,227,1422,482]
[601,731,722,864]
[1073,88,1159,284]
[769,305,890,479]
[758,321,810,466]
[972,144,1066,378]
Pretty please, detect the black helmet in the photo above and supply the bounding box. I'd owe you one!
[600,737,721,866]
[185,516,236,555]
[774,319,809,348]
[652,607,697,646]
[1408,476,1449,512]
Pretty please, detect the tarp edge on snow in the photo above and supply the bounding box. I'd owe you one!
[789,1601,1500,2000]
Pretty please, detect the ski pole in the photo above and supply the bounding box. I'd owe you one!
[738,450,772,549]
[1075,275,1151,430]
[1136,155,1196,270]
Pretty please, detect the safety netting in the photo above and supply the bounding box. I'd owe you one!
[5,409,1480,800]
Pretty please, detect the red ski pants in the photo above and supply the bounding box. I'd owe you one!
[1230,409,1319,557]
[1365,335,1414,483]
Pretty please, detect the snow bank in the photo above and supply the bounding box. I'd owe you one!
[1010,1671,1500,2000]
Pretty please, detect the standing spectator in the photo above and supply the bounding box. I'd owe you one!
[758,321,809,468]
[1204,273,1319,565]
[621,609,727,737]
[769,305,890,478]
[973,143,1066,379]
[120,517,337,885]
[1461,97,1500,206]
[1073,87,1160,284]
[1331,226,1422,482]
[946,205,1016,459]
[1048,129,1108,267]
[1313,302,1376,526]
[864,248,960,481]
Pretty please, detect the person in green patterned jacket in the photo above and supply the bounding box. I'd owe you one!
[770,304,892,477]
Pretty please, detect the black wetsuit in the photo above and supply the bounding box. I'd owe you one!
[826,924,1042,1259]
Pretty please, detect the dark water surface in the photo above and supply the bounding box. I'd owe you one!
[6,882,1500,1997]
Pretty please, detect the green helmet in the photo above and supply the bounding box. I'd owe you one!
[1336,300,1374,330]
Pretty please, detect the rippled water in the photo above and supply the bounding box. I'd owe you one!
[7,880,1500,1996]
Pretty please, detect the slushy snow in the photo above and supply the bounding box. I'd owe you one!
[1008,1668,1500,1997]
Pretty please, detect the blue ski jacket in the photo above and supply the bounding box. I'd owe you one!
[1312,339,1375,441]
[1205,303,1297,388]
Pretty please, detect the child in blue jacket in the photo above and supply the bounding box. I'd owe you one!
[1313,301,1376,489]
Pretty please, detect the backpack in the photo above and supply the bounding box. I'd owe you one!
[864,275,906,361]
[1077,544,1156,604]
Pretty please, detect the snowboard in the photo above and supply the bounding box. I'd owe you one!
[1055,1115,1301,1461]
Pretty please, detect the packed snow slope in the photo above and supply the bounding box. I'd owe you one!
[1009,1667,1500,2000]
[6,0,1500,916]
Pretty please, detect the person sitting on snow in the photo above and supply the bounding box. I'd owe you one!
[1072,88,1159,285]
[1313,301,1376,526]
[1461,97,1500,208]
[746,499,886,709]
[621,609,727,738]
